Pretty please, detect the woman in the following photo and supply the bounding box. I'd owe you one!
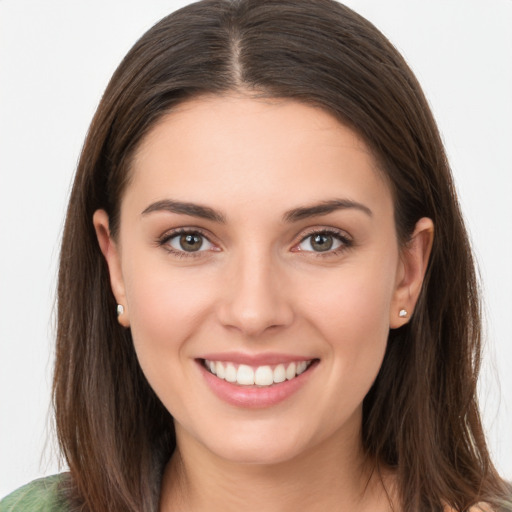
[1,0,510,510]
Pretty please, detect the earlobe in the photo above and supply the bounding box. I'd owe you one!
[93,209,130,328]
[390,217,434,329]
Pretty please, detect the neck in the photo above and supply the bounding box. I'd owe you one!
[159,425,397,512]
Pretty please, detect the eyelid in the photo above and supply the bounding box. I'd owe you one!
[291,227,353,254]
[156,225,352,258]
[157,227,220,256]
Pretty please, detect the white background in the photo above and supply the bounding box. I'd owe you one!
[1,0,511,498]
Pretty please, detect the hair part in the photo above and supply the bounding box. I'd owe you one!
[54,1,512,510]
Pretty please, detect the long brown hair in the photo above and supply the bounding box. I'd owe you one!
[54,1,511,510]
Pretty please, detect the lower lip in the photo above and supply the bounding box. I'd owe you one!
[197,360,318,408]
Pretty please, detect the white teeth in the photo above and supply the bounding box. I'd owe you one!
[204,359,313,387]
[237,364,255,385]
[273,364,286,383]
[254,366,273,386]
[285,362,296,380]
[296,361,307,375]
[216,361,226,379]
[225,363,237,383]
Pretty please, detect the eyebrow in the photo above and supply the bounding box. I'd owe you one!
[141,199,226,223]
[282,199,373,222]
[141,197,372,224]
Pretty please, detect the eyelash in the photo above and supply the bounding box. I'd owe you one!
[157,227,353,258]
[157,228,215,259]
[294,228,353,257]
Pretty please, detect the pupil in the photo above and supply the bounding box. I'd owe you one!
[180,233,202,251]
[311,234,333,252]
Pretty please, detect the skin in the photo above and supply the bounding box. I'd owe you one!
[94,95,433,511]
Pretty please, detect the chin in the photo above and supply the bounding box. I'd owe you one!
[196,421,319,466]
[213,440,304,466]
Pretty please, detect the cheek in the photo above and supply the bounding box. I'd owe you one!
[123,263,215,370]
[322,289,389,383]
[299,256,397,384]
[121,265,220,422]
[304,257,396,335]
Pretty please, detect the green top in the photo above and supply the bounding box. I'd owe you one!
[0,474,69,512]
[2,474,510,511]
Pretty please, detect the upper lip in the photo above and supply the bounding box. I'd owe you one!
[198,352,316,366]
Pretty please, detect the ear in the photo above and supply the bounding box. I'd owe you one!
[389,217,434,328]
[93,209,130,328]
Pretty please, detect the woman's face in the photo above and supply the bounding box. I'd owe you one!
[95,96,429,465]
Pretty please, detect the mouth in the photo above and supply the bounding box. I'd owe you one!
[197,355,319,408]
[201,358,316,387]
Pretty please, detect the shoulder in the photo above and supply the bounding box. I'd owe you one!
[0,474,70,512]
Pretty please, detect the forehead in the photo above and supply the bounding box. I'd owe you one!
[125,95,393,219]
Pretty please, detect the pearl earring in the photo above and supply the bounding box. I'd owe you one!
[398,309,408,318]
[117,304,124,316]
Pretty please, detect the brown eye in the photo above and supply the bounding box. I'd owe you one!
[180,233,203,251]
[296,231,348,253]
[167,232,213,253]
[310,234,333,252]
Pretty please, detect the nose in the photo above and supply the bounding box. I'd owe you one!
[216,249,294,337]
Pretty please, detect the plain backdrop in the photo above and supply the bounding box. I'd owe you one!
[1,0,511,499]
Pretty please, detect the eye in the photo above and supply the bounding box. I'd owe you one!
[296,230,350,253]
[164,230,215,253]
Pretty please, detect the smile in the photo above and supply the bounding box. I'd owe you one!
[203,359,314,387]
